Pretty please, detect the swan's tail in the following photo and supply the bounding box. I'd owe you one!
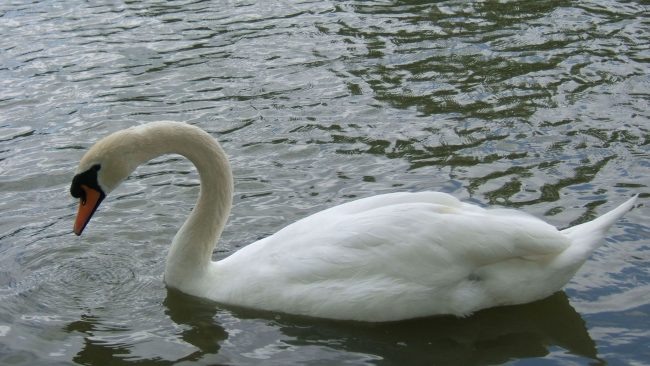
[558,195,638,265]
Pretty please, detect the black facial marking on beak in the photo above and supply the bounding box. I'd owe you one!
[71,164,106,235]
[71,165,102,200]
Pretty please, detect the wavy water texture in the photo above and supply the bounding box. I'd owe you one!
[0,0,648,365]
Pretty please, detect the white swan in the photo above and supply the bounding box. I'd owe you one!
[70,121,637,322]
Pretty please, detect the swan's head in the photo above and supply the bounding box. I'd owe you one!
[70,126,149,236]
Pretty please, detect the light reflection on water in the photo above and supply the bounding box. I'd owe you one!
[0,0,648,365]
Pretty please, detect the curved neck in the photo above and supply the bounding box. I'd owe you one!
[131,122,233,286]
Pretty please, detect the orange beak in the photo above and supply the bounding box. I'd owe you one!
[73,185,104,236]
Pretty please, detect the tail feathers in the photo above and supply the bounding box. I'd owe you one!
[561,195,638,258]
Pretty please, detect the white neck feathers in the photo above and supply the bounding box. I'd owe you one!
[124,122,234,287]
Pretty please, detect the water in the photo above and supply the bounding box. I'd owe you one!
[1,0,648,364]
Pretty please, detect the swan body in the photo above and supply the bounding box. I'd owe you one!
[71,121,637,322]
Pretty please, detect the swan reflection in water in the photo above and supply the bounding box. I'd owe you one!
[63,289,602,365]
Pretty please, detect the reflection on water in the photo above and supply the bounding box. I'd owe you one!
[274,292,600,365]
[0,0,648,365]
[63,292,229,366]
[163,290,227,361]
[127,290,601,365]
[55,288,601,365]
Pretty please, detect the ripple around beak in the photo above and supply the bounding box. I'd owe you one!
[11,246,155,312]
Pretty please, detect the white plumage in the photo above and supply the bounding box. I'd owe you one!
[71,121,637,322]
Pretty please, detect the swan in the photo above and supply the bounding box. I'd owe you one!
[70,121,637,322]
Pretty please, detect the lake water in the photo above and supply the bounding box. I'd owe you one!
[1,1,649,365]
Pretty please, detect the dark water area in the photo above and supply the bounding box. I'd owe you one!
[1,1,648,365]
